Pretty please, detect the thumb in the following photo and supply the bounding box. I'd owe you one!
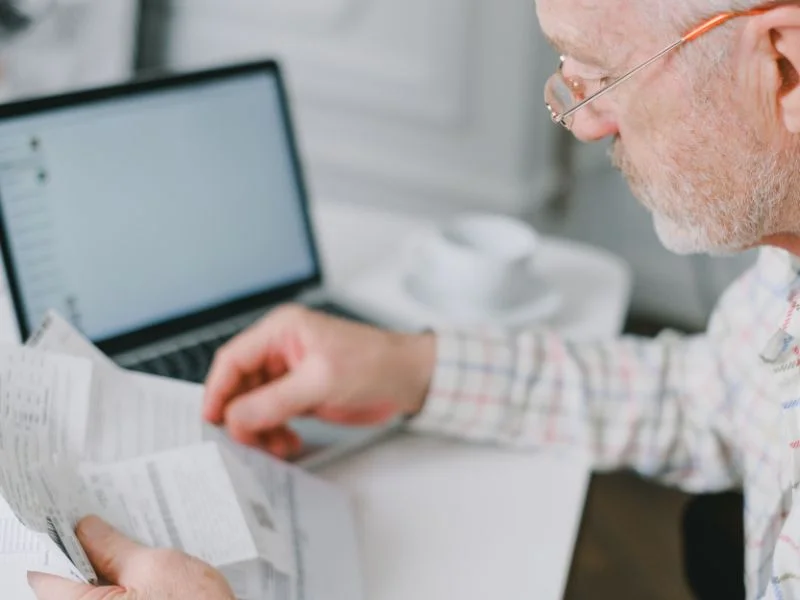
[28,571,126,600]
[225,358,327,434]
[76,516,147,585]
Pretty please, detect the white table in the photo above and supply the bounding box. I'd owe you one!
[308,199,633,600]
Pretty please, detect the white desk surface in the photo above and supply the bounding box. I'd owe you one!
[320,434,592,600]
[310,199,633,600]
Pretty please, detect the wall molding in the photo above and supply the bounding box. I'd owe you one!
[175,0,365,32]
[0,0,136,100]
[310,150,561,218]
[162,0,557,215]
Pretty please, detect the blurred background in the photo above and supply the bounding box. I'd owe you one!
[0,1,750,597]
[3,0,757,332]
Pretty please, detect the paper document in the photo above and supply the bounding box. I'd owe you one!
[0,312,363,600]
[0,345,92,463]
[27,311,207,462]
[0,345,95,583]
[0,465,93,585]
[204,426,363,600]
[81,441,294,576]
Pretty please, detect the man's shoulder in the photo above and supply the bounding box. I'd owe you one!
[753,246,797,285]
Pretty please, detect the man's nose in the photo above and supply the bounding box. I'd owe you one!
[570,109,619,143]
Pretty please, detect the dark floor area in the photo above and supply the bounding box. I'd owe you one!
[564,471,694,599]
[562,314,704,600]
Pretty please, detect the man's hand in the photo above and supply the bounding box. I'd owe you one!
[203,305,436,457]
[28,516,234,600]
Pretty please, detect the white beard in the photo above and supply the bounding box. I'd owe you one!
[651,212,736,256]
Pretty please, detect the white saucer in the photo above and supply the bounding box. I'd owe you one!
[334,251,564,331]
[404,268,563,328]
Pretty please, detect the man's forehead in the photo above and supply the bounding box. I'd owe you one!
[535,0,642,64]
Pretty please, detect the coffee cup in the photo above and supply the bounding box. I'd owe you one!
[405,213,540,314]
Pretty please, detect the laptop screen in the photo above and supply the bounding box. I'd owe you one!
[0,63,320,343]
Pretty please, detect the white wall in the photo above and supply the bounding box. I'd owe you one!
[155,0,562,217]
[0,0,137,100]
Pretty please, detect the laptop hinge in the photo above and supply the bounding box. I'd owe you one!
[113,306,265,368]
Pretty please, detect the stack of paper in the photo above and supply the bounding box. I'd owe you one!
[0,312,363,600]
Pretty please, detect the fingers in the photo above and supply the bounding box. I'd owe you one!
[223,421,302,458]
[313,403,398,426]
[76,516,147,585]
[203,311,299,424]
[224,359,324,439]
[27,571,125,600]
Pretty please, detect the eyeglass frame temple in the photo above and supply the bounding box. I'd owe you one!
[553,39,683,125]
[552,10,749,126]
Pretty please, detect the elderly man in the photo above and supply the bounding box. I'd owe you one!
[30,1,800,599]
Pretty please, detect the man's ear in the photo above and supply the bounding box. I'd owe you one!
[743,6,800,133]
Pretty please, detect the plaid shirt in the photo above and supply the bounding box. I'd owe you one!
[410,245,800,599]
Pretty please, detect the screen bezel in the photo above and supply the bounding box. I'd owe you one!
[0,59,324,353]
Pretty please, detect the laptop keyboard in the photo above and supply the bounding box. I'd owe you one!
[127,332,236,383]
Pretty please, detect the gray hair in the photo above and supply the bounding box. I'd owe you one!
[667,0,781,29]
[658,0,766,70]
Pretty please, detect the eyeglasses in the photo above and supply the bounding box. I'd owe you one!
[545,1,791,130]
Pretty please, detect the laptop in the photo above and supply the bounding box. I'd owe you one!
[0,60,397,461]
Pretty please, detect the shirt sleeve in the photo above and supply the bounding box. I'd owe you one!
[409,328,742,492]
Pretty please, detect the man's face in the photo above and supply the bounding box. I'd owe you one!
[536,0,794,256]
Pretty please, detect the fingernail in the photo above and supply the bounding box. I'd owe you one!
[77,515,111,543]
